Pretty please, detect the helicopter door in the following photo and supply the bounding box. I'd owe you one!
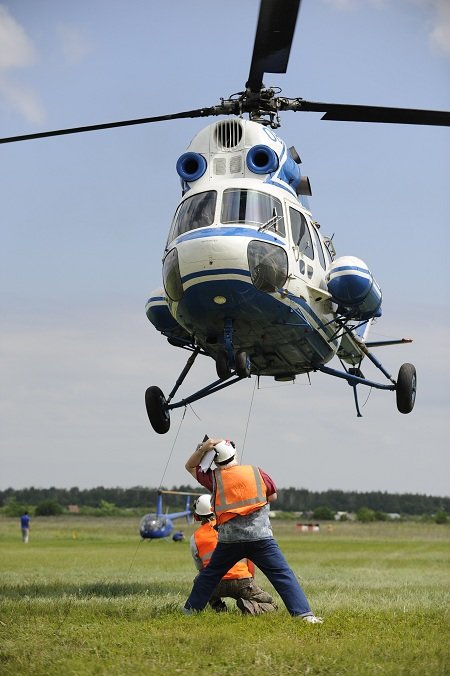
[289,207,314,278]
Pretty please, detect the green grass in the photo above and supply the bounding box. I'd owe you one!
[0,517,449,675]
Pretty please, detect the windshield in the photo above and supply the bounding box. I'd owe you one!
[167,191,217,243]
[221,188,285,236]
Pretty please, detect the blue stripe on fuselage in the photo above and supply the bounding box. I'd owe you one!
[177,272,338,347]
[174,226,285,246]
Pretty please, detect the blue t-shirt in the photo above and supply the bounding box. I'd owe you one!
[21,514,30,529]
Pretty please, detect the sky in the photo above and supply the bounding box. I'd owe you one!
[1,0,449,497]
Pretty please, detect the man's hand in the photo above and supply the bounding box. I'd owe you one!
[185,437,222,478]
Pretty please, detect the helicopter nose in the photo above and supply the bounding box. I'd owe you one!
[180,236,243,266]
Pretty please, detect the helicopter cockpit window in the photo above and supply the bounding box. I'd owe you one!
[247,240,288,293]
[167,190,217,244]
[310,224,327,270]
[289,208,313,260]
[163,248,183,301]
[221,189,285,237]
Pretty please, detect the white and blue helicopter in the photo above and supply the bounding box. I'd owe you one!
[1,1,449,434]
[139,489,201,540]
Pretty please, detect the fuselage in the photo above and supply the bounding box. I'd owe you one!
[147,118,381,378]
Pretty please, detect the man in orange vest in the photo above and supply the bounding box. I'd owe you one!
[183,437,322,623]
[191,494,278,615]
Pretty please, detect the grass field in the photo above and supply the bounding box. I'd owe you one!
[0,516,449,675]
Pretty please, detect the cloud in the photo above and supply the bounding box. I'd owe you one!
[0,5,44,123]
[323,0,450,58]
[428,0,450,56]
[56,23,92,65]
[0,5,35,70]
[0,74,44,124]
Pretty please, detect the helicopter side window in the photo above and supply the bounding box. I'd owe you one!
[310,223,327,270]
[167,190,217,244]
[289,208,313,260]
[221,188,285,236]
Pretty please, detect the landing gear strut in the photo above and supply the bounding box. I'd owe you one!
[145,345,244,434]
[215,318,251,381]
[318,352,417,416]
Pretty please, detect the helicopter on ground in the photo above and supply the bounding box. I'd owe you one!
[1,1,449,435]
[139,489,202,540]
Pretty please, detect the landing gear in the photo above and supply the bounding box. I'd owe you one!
[216,349,251,380]
[235,350,251,378]
[216,349,232,380]
[396,363,417,414]
[145,346,243,434]
[319,349,417,417]
[215,318,251,380]
[145,386,170,434]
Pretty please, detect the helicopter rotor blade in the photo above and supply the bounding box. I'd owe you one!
[293,100,450,126]
[0,106,229,145]
[246,0,302,93]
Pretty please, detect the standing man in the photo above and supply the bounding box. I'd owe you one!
[20,511,30,544]
[191,494,278,615]
[183,438,322,623]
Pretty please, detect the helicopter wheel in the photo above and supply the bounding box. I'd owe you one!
[396,363,417,414]
[235,350,251,378]
[216,350,231,381]
[145,386,170,434]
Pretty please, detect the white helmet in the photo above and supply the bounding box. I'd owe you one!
[194,494,214,517]
[214,439,236,466]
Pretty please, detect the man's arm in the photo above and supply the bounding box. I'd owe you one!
[185,437,220,479]
[259,468,277,503]
[190,534,203,571]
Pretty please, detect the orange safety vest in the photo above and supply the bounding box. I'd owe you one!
[213,465,267,525]
[193,521,251,580]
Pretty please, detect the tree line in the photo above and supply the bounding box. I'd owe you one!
[1,486,449,515]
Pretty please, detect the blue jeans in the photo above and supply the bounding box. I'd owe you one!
[184,538,312,616]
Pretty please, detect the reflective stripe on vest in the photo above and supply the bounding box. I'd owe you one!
[194,523,251,579]
[213,465,267,523]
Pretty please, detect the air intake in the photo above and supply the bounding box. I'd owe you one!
[215,120,243,150]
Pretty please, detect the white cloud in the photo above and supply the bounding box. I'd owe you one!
[428,0,450,56]
[0,5,35,70]
[0,73,44,124]
[56,23,92,65]
[323,0,450,57]
[0,5,44,123]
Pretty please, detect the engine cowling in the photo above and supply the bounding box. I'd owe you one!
[326,256,382,320]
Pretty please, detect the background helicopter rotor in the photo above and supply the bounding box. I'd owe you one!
[0,0,448,145]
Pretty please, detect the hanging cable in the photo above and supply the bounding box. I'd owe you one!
[158,407,187,490]
[240,377,257,464]
[126,538,144,577]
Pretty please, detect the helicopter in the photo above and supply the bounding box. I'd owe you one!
[139,489,202,540]
[140,0,450,433]
[1,1,449,438]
